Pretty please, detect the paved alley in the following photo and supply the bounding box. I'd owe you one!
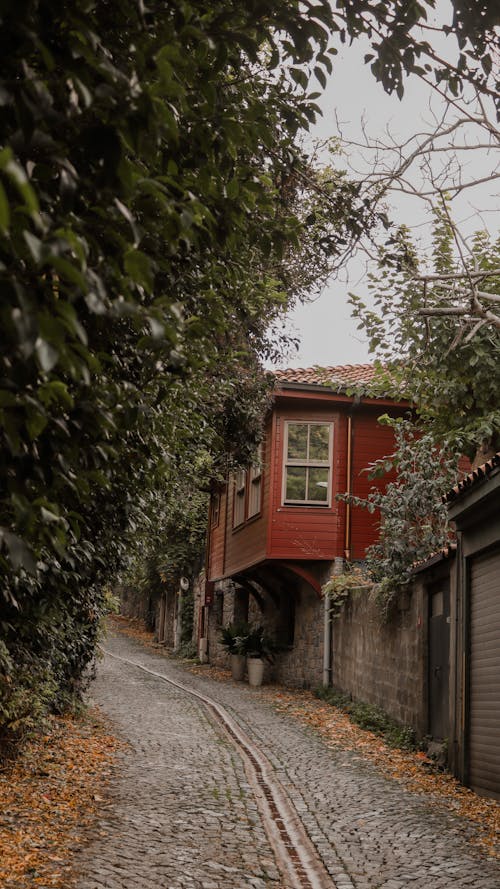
[74,628,500,889]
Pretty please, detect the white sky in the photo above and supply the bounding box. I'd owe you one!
[271,12,500,369]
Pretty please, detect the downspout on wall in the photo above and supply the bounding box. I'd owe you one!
[344,412,354,561]
[322,557,345,687]
[322,587,332,687]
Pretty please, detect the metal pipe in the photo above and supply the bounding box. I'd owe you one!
[322,581,332,687]
[344,414,353,561]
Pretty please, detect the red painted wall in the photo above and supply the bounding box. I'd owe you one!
[349,409,400,559]
[208,421,271,581]
[207,387,408,581]
[207,487,226,581]
[268,402,343,560]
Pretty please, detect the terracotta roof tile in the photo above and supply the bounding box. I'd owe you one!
[271,363,408,400]
[445,452,500,502]
[272,363,379,389]
[412,542,457,574]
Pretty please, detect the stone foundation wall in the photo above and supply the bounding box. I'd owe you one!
[206,578,324,689]
[272,587,324,689]
[206,579,242,671]
[204,574,427,733]
[331,586,426,732]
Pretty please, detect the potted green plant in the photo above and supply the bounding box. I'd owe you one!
[219,622,250,681]
[241,625,275,687]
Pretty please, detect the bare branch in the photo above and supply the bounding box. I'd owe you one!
[416,269,500,282]
[464,319,488,343]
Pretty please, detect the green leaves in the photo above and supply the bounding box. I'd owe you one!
[0,0,345,744]
[0,148,39,221]
[124,249,155,293]
[0,181,10,233]
[0,529,37,576]
[352,217,500,457]
[339,420,461,615]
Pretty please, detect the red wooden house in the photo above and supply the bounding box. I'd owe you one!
[201,364,410,686]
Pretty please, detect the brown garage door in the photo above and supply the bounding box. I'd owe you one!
[469,547,500,800]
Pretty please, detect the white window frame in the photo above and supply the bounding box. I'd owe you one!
[282,421,333,507]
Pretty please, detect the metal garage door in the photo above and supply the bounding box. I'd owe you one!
[469,547,500,800]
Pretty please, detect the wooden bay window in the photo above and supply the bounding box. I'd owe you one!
[282,421,333,506]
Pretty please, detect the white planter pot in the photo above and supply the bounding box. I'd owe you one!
[231,653,246,681]
[247,657,265,687]
[198,637,208,664]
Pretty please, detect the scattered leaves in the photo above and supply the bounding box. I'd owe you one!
[0,710,122,888]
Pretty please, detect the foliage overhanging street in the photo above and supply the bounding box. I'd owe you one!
[0,0,499,750]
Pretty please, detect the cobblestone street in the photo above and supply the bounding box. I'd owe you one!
[74,627,500,889]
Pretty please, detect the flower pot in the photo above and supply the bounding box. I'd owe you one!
[231,653,246,681]
[247,656,265,687]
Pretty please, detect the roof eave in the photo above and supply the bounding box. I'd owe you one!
[274,381,410,407]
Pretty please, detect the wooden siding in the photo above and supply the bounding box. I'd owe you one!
[207,486,227,582]
[222,421,271,578]
[268,403,344,561]
[206,389,408,579]
[349,409,400,559]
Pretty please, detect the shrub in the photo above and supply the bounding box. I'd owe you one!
[315,686,417,751]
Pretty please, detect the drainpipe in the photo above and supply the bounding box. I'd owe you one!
[344,414,353,561]
[322,557,344,687]
[322,586,332,687]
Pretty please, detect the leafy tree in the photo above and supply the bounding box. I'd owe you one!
[0,0,348,747]
[332,0,500,114]
[336,418,461,615]
[350,217,500,458]
[1,0,497,747]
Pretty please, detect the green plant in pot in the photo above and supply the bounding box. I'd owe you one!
[219,623,250,681]
[241,625,276,687]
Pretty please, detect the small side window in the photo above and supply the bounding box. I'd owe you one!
[211,492,221,528]
[247,445,263,518]
[233,470,246,528]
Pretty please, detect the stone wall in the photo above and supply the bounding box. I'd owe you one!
[118,583,157,630]
[206,579,243,671]
[270,586,324,689]
[330,585,427,733]
[203,573,429,735]
[206,577,324,689]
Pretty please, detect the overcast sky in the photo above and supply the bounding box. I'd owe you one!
[271,12,500,370]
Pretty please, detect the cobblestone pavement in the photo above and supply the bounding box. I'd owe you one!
[75,628,500,889]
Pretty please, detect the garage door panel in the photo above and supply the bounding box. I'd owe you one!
[468,547,500,799]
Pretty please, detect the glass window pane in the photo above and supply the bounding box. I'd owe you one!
[287,424,307,460]
[248,476,261,517]
[285,467,307,501]
[309,424,330,461]
[308,467,329,502]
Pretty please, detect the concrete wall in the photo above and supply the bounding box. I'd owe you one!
[331,584,427,733]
